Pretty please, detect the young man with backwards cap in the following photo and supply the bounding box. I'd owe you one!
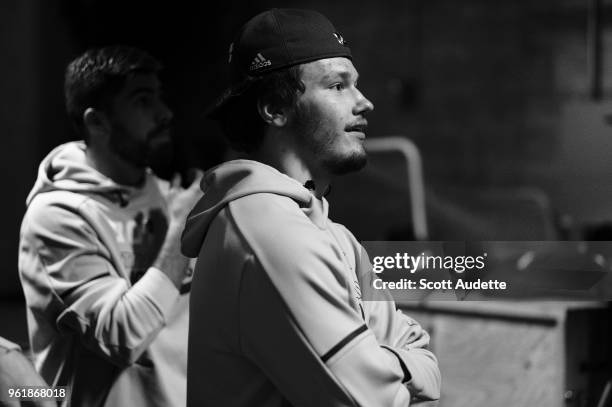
[182,9,441,406]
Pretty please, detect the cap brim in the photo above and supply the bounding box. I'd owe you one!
[205,79,255,120]
[204,92,231,120]
[205,89,236,120]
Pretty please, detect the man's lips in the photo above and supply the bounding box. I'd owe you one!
[149,126,171,140]
[345,122,368,137]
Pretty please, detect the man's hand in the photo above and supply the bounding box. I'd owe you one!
[166,170,204,228]
[154,169,203,289]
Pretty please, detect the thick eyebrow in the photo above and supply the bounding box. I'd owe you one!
[127,87,157,99]
[321,70,359,83]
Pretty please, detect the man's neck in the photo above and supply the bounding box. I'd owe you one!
[85,146,146,187]
[250,134,331,199]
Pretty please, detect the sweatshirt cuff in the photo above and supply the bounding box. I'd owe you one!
[131,267,180,320]
[381,345,412,384]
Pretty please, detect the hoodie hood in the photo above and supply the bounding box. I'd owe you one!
[181,159,328,258]
[26,141,142,206]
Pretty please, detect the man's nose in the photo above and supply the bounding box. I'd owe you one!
[158,100,174,123]
[353,89,374,115]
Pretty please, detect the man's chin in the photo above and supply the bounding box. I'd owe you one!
[324,152,368,176]
[147,133,172,150]
[146,139,174,172]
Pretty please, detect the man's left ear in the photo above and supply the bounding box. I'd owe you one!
[257,99,288,127]
[83,107,111,138]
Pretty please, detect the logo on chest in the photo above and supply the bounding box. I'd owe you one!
[107,208,167,283]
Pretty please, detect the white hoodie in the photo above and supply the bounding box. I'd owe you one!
[19,141,188,407]
[182,159,440,406]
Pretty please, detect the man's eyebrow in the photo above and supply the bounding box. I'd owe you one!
[321,71,359,83]
[127,87,157,98]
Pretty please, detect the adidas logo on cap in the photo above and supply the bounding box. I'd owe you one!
[249,53,272,71]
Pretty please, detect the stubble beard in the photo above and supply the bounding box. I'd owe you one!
[292,105,367,176]
[109,123,173,169]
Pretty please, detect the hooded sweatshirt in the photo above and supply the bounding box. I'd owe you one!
[18,141,189,407]
[182,159,440,407]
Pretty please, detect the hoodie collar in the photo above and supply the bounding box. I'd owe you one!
[181,159,330,258]
[26,141,149,207]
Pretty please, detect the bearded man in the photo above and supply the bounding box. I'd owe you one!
[19,46,201,407]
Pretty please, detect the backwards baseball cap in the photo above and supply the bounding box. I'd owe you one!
[208,8,352,118]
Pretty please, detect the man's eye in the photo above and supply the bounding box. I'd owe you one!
[331,83,344,91]
[136,96,152,106]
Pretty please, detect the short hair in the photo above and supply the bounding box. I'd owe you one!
[64,46,161,141]
[214,65,305,153]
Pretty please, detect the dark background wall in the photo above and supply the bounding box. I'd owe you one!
[3,0,612,340]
